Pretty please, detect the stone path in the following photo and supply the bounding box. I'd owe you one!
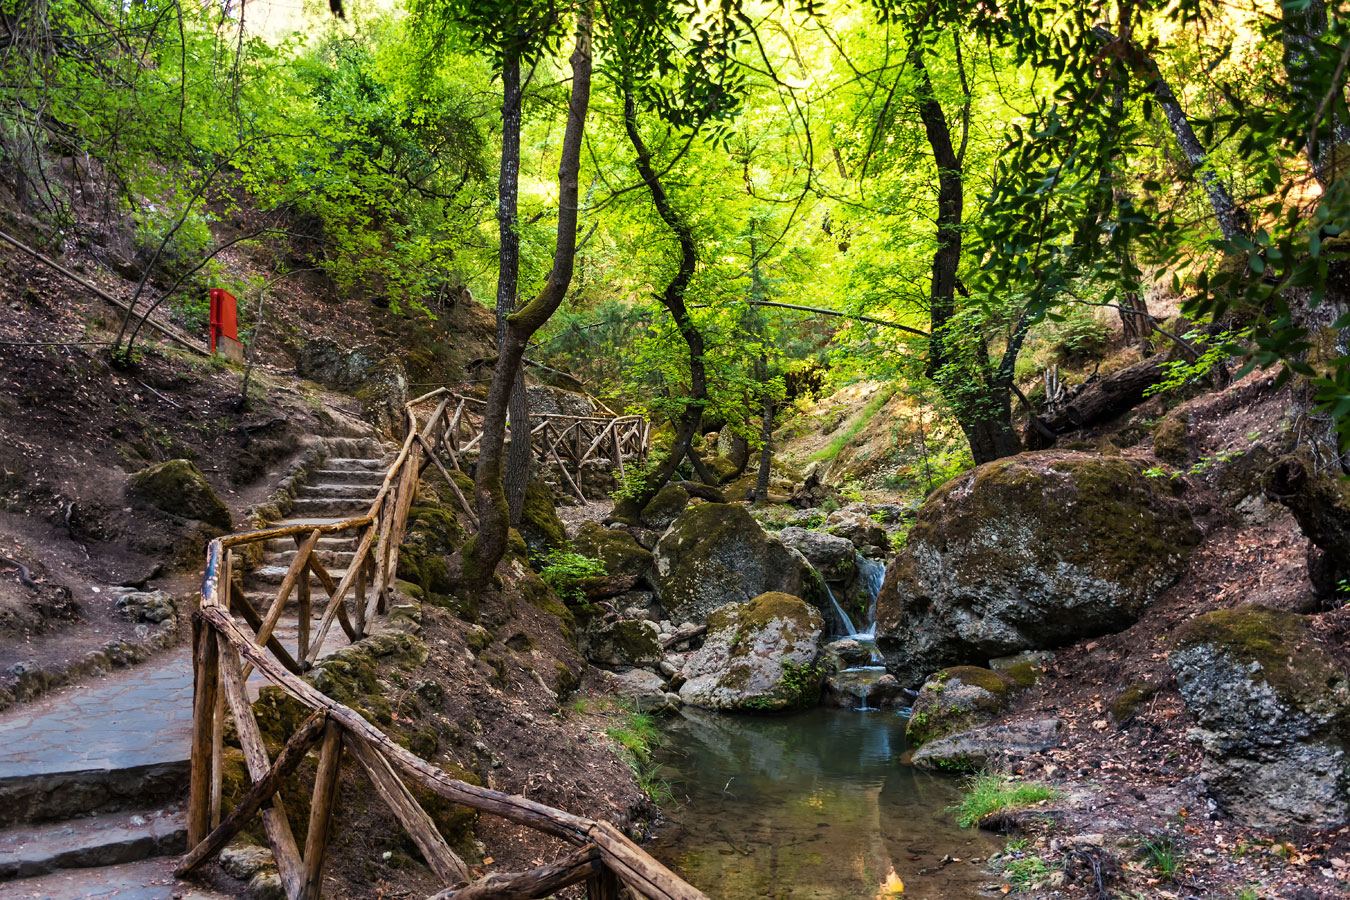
[0,447,391,898]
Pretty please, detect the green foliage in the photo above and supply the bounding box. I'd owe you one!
[952,774,1057,828]
[604,705,672,803]
[998,854,1050,891]
[1139,835,1183,881]
[538,549,607,605]
[1145,330,1244,398]
[808,387,896,463]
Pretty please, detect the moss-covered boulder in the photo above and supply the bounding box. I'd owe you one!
[573,522,655,589]
[906,666,1017,747]
[578,617,662,668]
[518,480,566,564]
[640,484,690,531]
[824,507,887,552]
[876,451,1200,686]
[654,504,811,624]
[1152,411,1191,465]
[398,503,464,610]
[1169,605,1350,828]
[128,459,231,530]
[678,592,825,712]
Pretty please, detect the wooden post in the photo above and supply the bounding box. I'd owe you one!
[303,721,344,900]
[186,617,219,847]
[295,534,312,664]
[346,734,470,885]
[610,422,626,484]
[587,868,622,900]
[218,635,307,899]
[177,710,328,877]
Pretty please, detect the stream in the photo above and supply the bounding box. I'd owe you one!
[650,707,999,899]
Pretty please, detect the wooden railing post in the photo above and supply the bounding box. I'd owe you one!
[303,721,344,900]
[186,615,219,847]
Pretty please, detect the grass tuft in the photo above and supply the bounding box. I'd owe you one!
[807,387,896,463]
[952,773,1057,828]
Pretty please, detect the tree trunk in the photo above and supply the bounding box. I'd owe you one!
[1119,285,1152,345]
[753,396,774,502]
[1264,455,1350,596]
[461,10,593,597]
[1092,27,1248,240]
[912,47,1022,465]
[493,54,531,525]
[1282,0,1350,185]
[608,84,704,522]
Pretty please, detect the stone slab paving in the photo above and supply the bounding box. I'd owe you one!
[0,650,193,781]
[0,857,232,900]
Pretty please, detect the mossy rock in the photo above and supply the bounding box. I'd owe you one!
[518,480,566,564]
[705,455,741,485]
[1169,605,1350,829]
[877,451,1200,687]
[653,504,809,624]
[906,666,1017,747]
[127,459,231,530]
[1172,606,1350,717]
[679,592,825,712]
[579,617,662,667]
[1152,412,1190,465]
[1111,681,1159,722]
[573,522,654,587]
[640,484,690,531]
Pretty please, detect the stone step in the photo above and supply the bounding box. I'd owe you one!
[0,856,232,899]
[310,467,388,485]
[0,652,192,829]
[288,497,377,517]
[0,807,185,881]
[250,565,351,587]
[266,549,357,570]
[323,457,389,471]
[263,534,359,553]
[294,483,380,500]
[274,516,360,528]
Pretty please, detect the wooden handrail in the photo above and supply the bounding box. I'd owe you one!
[188,397,700,900]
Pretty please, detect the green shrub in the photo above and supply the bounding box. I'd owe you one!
[538,548,606,605]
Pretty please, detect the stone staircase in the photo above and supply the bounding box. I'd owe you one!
[0,444,391,898]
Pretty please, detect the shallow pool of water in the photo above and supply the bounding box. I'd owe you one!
[650,707,998,899]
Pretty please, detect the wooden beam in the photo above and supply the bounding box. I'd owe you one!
[304,553,360,644]
[229,583,303,674]
[307,517,381,665]
[217,635,307,900]
[346,733,470,886]
[426,846,603,900]
[416,434,478,528]
[176,710,328,877]
[247,527,324,679]
[186,618,219,846]
[303,721,345,900]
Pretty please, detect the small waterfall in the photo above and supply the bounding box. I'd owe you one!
[810,566,860,637]
[855,554,886,638]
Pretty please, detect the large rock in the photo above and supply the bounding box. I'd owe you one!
[777,527,855,583]
[573,522,655,589]
[679,592,825,712]
[579,617,662,668]
[654,504,811,624]
[825,507,888,552]
[1170,605,1350,829]
[128,459,231,530]
[356,356,409,439]
[877,452,1199,686]
[600,668,680,713]
[526,384,596,418]
[295,337,384,389]
[906,666,1017,746]
[640,484,690,531]
[910,719,1062,773]
[518,481,566,564]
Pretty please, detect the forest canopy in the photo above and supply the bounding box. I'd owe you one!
[2,0,1349,536]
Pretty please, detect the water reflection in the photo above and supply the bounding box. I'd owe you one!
[651,708,998,899]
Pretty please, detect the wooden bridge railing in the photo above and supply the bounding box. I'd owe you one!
[185,390,705,900]
[434,391,649,501]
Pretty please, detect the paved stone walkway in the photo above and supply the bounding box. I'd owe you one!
[0,651,192,783]
[0,858,231,900]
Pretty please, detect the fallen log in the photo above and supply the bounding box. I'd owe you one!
[1024,355,1168,449]
[661,623,707,649]
[426,845,603,900]
[1264,455,1350,596]
[671,481,725,503]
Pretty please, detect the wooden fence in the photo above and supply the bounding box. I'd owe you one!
[428,391,649,501]
[184,390,704,900]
